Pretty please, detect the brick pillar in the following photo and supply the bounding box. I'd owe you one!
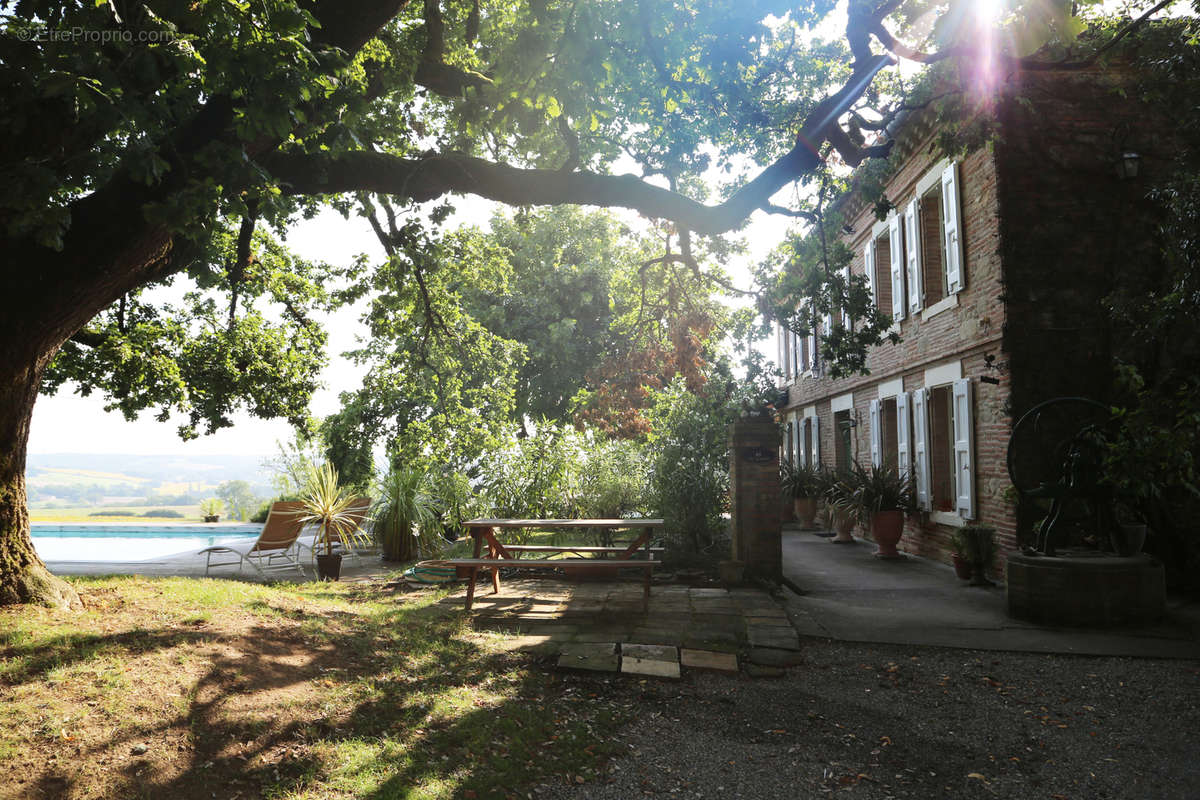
[729,416,782,581]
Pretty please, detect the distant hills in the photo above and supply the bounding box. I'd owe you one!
[27,453,275,508]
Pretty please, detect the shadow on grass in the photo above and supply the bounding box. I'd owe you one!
[68,591,624,800]
[0,627,213,686]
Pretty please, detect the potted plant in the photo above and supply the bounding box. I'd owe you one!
[847,462,914,559]
[949,529,975,580]
[820,467,858,544]
[957,525,996,586]
[297,463,366,581]
[200,498,223,523]
[782,462,823,529]
[373,467,441,563]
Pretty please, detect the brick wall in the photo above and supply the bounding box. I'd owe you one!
[781,126,1016,567]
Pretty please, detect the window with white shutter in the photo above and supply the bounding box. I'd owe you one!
[869,399,882,468]
[952,378,975,518]
[806,299,818,373]
[811,413,821,467]
[840,265,851,328]
[777,323,787,385]
[896,391,911,480]
[865,239,877,310]
[942,162,964,295]
[888,212,905,321]
[904,198,923,314]
[911,387,931,511]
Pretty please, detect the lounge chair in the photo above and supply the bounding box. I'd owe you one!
[296,497,374,569]
[200,501,308,578]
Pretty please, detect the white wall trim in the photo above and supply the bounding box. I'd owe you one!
[802,405,818,419]
[920,292,959,321]
[930,510,966,528]
[876,377,905,399]
[871,217,889,238]
[915,157,952,198]
[923,359,962,388]
[831,392,854,413]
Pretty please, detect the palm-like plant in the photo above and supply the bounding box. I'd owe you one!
[374,467,441,562]
[296,462,370,558]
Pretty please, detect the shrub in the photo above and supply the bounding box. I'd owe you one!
[88,510,131,517]
[140,509,184,518]
[374,467,440,562]
[646,380,731,564]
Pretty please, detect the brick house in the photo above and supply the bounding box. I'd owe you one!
[775,58,1164,567]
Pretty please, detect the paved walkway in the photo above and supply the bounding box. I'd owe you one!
[782,528,1200,658]
[438,578,804,675]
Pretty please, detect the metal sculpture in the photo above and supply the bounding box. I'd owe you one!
[1006,397,1127,556]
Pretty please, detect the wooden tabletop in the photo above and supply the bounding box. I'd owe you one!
[463,518,664,529]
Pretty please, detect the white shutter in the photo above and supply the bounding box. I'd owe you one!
[911,387,931,511]
[865,238,877,310]
[896,391,911,480]
[953,378,976,519]
[840,265,851,328]
[777,323,786,383]
[806,299,817,372]
[787,327,796,378]
[811,414,821,467]
[942,161,964,295]
[905,198,923,314]
[888,212,905,321]
[869,399,882,469]
[792,413,802,466]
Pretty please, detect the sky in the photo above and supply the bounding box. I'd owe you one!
[27,187,795,458]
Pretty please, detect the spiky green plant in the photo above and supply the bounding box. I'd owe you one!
[374,467,441,562]
[297,463,370,557]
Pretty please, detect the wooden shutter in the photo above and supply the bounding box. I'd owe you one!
[911,387,931,511]
[888,212,905,321]
[896,391,911,480]
[953,378,976,519]
[811,414,821,467]
[869,399,882,469]
[777,323,787,383]
[806,299,818,372]
[904,198,923,314]
[942,161,964,295]
[865,238,877,310]
[840,265,851,328]
[792,413,802,466]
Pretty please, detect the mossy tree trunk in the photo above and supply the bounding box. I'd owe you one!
[0,352,79,609]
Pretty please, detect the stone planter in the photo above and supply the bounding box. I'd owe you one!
[870,510,905,559]
[793,496,818,529]
[1116,523,1147,557]
[830,507,856,544]
[951,553,973,580]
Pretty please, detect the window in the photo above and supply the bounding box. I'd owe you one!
[800,413,821,467]
[928,385,956,511]
[869,396,901,472]
[865,231,892,317]
[909,378,976,519]
[833,409,852,470]
[905,161,965,316]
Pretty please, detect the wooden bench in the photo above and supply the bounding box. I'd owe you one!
[455,518,665,612]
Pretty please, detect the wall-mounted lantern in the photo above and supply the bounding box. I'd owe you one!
[1116,151,1141,180]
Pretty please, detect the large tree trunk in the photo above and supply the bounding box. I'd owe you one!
[0,351,79,609]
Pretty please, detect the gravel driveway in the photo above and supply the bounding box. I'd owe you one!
[534,638,1200,799]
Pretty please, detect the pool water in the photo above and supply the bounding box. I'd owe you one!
[32,524,261,562]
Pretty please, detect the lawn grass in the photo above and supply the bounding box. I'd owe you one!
[0,575,630,799]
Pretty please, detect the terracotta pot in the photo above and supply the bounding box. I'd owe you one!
[794,496,818,529]
[718,560,746,586]
[1116,523,1148,557]
[830,507,856,544]
[951,553,973,580]
[870,510,905,559]
[781,496,796,523]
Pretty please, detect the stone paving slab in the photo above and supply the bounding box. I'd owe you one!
[680,649,738,673]
[621,657,681,679]
[748,628,802,650]
[622,643,678,661]
[747,647,805,667]
[557,642,619,672]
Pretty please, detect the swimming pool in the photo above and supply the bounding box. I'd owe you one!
[31,524,261,562]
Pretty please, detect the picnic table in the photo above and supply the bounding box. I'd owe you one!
[448,518,664,611]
